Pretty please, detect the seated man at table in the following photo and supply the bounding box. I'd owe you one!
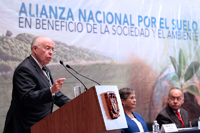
[156,87,190,128]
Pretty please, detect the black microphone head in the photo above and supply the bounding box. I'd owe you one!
[60,60,64,65]
[66,64,71,68]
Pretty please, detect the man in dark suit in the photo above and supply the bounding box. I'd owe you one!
[156,87,189,128]
[3,36,71,133]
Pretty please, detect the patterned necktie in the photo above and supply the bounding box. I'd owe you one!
[42,67,52,86]
[176,110,184,127]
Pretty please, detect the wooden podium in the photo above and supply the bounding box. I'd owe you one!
[31,85,127,133]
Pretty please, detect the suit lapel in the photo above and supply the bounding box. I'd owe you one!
[180,108,186,125]
[28,55,50,87]
[167,105,182,127]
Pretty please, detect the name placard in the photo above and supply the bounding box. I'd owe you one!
[161,123,178,132]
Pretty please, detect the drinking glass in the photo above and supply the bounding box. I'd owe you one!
[74,83,81,97]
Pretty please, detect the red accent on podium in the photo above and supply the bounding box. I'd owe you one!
[31,86,121,133]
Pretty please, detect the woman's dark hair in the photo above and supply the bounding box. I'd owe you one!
[119,87,135,100]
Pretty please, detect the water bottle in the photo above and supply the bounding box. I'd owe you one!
[198,117,200,129]
[152,120,160,133]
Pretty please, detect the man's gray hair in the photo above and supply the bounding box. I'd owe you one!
[168,87,184,99]
[31,36,41,50]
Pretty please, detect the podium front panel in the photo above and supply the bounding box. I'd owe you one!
[95,85,127,131]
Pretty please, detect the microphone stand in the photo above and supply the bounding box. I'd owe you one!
[66,64,100,85]
[60,60,87,91]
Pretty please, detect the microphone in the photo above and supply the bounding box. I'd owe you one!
[60,60,87,91]
[66,64,100,85]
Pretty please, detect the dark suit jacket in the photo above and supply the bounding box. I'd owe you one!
[156,104,189,128]
[3,55,71,133]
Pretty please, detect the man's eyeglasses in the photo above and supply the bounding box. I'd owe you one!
[44,46,57,54]
[169,96,183,101]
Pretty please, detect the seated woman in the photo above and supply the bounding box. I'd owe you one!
[119,87,149,133]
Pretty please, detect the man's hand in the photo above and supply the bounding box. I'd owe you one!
[50,78,66,94]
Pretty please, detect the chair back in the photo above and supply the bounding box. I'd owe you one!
[146,121,153,131]
[191,118,198,127]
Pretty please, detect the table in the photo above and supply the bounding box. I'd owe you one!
[136,127,200,133]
